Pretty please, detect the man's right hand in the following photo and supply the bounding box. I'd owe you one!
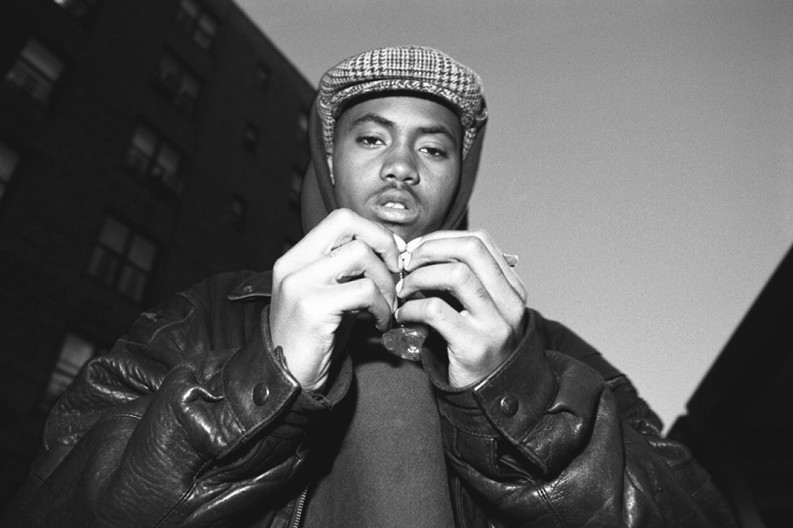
[269,209,401,391]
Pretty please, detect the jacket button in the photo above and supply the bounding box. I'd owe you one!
[253,383,270,405]
[499,394,519,416]
[243,285,254,293]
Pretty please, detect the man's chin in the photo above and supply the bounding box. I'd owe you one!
[379,222,423,243]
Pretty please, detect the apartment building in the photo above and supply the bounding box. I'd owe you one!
[0,0,313,503]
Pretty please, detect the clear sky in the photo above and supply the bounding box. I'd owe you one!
[236,0,793,430]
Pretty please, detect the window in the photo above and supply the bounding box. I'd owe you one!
[42,333,101,408]
[4,39,64,104]
[153,52,201,116]
[243,123,260,151]
[0,142,19,202]
[52,0,100,19]
[87,215,157,301]
[174,0,218,50]
[124,124,184,194]
[230,195,246,230]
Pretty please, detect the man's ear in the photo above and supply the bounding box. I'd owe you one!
[326,153,334,185]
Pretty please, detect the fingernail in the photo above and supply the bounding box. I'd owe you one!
[395,278,403,295]
[401,251,411,270]
[393,233,406,252]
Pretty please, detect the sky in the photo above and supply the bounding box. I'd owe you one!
[236,0,793,430]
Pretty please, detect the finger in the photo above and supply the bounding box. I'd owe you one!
[398,262,497,320]
[317,278,395,331]
[396,295,512,363]
[396,295,464,336]
[284,237,397,312]
[280,208,401,274]
[404,233,526,318]
[279,257,395,332]
[326,238,398,311]
[406,230,526,302]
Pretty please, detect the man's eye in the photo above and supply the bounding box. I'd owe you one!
[358,135,383,147]
[421,146,447,158]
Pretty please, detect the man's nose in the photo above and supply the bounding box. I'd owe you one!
[380,144,419,184]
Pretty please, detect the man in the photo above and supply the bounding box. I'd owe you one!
[4,46,735,527]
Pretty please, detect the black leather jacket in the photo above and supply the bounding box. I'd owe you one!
[5,271,736,527]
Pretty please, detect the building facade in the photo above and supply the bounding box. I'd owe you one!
[0,0,313,504]
[669,245,793,528]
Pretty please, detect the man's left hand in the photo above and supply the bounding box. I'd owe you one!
[394,230,528,387]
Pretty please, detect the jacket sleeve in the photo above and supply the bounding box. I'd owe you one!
[4,273,351,527]
[424,309,737,528]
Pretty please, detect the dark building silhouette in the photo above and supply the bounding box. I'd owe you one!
[0,0,313,505]
[669,244,793,528]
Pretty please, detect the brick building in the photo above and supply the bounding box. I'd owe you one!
[0,0,313,504]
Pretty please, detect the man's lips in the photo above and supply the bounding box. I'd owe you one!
[371,188,419,224]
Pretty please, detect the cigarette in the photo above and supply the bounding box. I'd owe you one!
[503,253,518,267]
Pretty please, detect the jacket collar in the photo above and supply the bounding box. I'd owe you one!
[227,270,273,300]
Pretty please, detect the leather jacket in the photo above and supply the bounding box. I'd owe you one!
[4,270,736,527]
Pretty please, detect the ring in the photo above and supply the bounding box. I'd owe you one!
[503,253,519,267]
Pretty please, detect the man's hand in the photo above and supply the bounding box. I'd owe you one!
[394,230,528,387]
[269,209,401,391]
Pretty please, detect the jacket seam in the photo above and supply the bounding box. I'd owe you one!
[147,292,196,343]
[215,359,246,434]
[94,412,144,428]
[153,438,219,528]
[153,478,199,528]
[537,485,568,528]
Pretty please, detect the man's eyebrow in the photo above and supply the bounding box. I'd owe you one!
[347,113,459,147]
[417,125,459,148]
[348,113,395,130]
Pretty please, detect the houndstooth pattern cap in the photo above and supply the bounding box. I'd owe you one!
[317,46,487,158]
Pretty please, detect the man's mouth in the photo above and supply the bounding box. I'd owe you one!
[373,190,418,224]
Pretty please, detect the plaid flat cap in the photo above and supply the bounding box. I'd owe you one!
[317,46,488,158]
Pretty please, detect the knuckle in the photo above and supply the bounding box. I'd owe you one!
[363,279,379,297]
[279,272,302,295]
[449,262,471,284]
[331,207,356,225]
[473,281,489,301]
[272,256,289,280]
[354,278,378,298]
[462,236,487,258]
[425,297,447,320]
[470,229,492,245]
[347,238,370,260]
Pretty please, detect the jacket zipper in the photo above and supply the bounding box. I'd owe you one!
[290,486,309,528]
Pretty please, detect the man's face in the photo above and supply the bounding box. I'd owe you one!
[330,95,463,242]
